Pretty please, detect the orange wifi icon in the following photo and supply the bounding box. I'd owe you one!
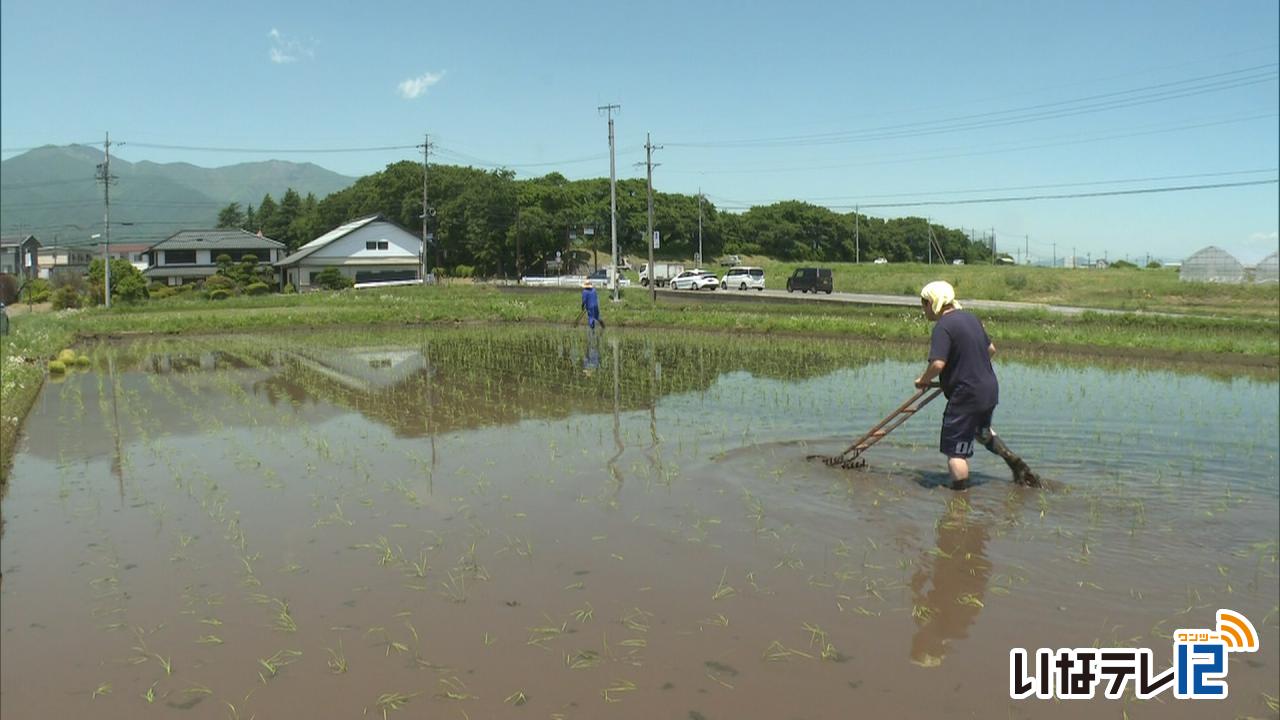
[1216,609,1259,652]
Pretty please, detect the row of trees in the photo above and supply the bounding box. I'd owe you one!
[217,162,996,276]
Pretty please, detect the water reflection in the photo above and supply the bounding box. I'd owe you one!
[908,495,1017,667]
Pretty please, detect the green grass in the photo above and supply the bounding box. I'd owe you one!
[1,283,1276,484]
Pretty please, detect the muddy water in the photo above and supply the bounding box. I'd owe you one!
[2,328,1276,720]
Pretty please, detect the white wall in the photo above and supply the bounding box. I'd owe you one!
[307,222,421,261]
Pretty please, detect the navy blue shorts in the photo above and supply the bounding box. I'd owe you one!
[939,404,994,458]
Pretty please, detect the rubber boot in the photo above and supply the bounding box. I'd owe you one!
[980,432,1041,487]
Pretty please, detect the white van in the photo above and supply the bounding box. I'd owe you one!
[720,266,765,291]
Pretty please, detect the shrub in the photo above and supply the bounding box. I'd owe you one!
[282,282,297,294]
[21,277,51,303]
[174,283,197,293]
[0,273,17,304]
[74,355,91,366]
[204,274,236,291]
[150,286,176,299]
[57,349,77,364]
[208,288,232,301]
[244,281,270,295]
[48,360,67,374]
[50,286,82,310]
[313,267,353,290]
[453,264,474,278]
[1111,259,1138,269]
[1146,261,1162,269]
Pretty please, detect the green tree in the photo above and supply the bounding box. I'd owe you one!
[217,202,245,229]
[88,258,150,304]
[256,194,278,237]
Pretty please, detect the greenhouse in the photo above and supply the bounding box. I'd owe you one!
[1179,245,1245,283]
[1254,250,1278,284]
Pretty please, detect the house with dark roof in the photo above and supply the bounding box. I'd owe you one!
[0,234,40,279]
[144,229,285,285]
[276,214,422,290]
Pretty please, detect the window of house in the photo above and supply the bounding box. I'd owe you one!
[165,250,197,264]
[365,240,389,251]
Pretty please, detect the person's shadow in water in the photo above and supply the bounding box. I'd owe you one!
[908,492,1025,667]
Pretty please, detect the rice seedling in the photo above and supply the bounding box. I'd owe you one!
[712,568,736,601]
[436,676,476,701]
[504,690,529,706]
[373,691,421,719]
[326,641,348,674]
[600,679,637,703]
[91,682,112,699]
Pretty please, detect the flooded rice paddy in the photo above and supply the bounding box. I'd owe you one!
[2,327,1277,719]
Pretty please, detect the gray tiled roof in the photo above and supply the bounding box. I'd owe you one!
[0,234,39,248]
[152,229,285,251]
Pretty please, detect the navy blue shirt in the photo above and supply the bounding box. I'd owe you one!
[928,310,998,413]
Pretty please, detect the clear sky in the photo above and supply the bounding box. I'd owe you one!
[2,0,1277,262]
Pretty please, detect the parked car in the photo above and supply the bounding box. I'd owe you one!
[670,269,720,290]
[786,267,833,294]
[718,254,742,267]
[586,268,631,288]
[873,257,888,265]
[952,259,965,265]
[720,266,765,291]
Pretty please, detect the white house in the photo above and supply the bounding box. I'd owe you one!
[144,229,285,285]
[275,214,423,290]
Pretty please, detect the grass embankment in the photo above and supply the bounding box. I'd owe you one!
[621,258,1279,319]
[2,283,1277,483]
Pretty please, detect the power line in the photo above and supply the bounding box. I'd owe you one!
[712,178,1278,211]
[119,141,419,154]
[663,112,1278,176]
[793,168,1279,202]
[666,64,1278,148]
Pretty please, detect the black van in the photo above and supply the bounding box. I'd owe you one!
[786,267,833,294]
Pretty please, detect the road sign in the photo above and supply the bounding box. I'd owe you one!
[653,231,660,249]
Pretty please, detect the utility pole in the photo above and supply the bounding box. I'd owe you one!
[96,132,120,308]
[419,133,432,281]
[697,188,703,266]
[990,227,996,264]
[1025,234,1030,266]
[1053,241,1057,268]
[598,104,621,301]
[644,132,662,303]
[927,217,932,265]
[1073,246,1077,269]
[854,206,860,263]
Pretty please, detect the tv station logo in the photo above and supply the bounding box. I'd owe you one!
[1010,608,1259,700]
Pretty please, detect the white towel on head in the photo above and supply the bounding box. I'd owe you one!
[920,281,961,315]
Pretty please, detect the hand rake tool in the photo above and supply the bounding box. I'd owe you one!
[808,384,942,469]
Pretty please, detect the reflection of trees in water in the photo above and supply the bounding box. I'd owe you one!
[909,495,1023,667]
[187,328,889,440]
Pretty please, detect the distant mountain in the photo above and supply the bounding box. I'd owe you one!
[0,145,356,247]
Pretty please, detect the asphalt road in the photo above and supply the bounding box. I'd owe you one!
[654,286,1141,316]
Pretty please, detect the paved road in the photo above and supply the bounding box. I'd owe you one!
[659,286,1157,317]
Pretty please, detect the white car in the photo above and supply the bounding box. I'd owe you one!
[720,266,765,291]
[670,269,720,290]
[873,257,889,265]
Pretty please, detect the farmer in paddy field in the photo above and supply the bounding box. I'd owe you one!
[580,278,603,331]
[913,281,1040,490]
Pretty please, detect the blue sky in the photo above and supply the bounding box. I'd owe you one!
[2,0,1277,262]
